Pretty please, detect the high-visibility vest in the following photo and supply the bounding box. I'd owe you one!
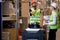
[30,7,40,24]
[49,10,60,29]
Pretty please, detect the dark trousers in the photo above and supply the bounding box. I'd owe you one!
[29,24,40,28]
[48,29,57,40]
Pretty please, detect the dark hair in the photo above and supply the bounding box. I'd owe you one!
[54,7,57,10]
[53,6,57,10]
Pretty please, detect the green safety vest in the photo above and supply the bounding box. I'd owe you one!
[30,7,40,24]
[49,10,60,29]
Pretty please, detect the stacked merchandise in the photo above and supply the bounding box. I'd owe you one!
[2,32,10,40]
[2,1,16,18]
[19,0,29,29]
[21,0,29,17]
[2,28,16,40]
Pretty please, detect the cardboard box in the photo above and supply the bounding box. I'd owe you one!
[2,32,10,40]
[2,28,16,40]
[2,1,15,15]
[21,2,29,18]
[40,13,43,28]
[19,17,28,30]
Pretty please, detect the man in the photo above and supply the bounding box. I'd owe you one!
[44,2,59,40]
[29,2,42,28]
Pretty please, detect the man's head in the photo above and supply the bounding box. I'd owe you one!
[50,2,57,11]
[31,2,37,7]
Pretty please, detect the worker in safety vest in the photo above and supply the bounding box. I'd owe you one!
[29,2,42,28]
[44,2,60,40]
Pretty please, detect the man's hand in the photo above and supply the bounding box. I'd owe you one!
[43,22,48,29]
[44,22,48,26]
[30,10,36,14]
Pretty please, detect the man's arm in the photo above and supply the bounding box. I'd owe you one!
[48,13,57,25]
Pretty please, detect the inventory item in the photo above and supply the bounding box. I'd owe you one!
[2,32,10,40]
[22,28,44,40]
[2,1,15,15]
[2,28,16,40]
[21,2,29,17]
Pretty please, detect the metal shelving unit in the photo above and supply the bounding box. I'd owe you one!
[1,0,19,40]
[2,17,16,21]
[15,0,19,40]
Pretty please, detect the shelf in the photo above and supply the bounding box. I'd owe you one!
[2,17,16,21]
[2,14,16,15]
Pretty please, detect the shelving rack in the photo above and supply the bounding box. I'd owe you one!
[2,0,19,40]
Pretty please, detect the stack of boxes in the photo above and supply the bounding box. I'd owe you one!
[18,0,30,40]
[2,1,16,18]
[2,0,16,40]
[2,28,16,40]
[20,0,29,18]
[2,32,10,40]
[19,0,29,30]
